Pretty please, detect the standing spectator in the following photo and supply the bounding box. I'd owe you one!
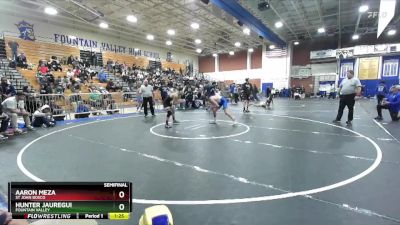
[1,92,34,133]
[67,55,74,65]
[0,77,16,100]
[241,78,253,113]
[376,80,388,105]
[7,40,19,61]
[139,80,155,117]
[328,84,336,99]
[252,84,259,101]
[375,85,400,121]
[333,70,362,125]
[17,53,28,69]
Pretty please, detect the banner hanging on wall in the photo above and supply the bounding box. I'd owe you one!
[382,58,399,77]
[310,49,336,59]
[358,57,379,80]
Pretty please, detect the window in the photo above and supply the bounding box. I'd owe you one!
[382,59,399,77]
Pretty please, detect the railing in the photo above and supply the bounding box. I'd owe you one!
[22,92,165,121]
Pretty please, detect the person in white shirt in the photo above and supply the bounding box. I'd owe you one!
[1,92,34,133]
[333,70,362,125]
[139,80,155,117]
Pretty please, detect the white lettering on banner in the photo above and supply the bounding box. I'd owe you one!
[53,33,160,58]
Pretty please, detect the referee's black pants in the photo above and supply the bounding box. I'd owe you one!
[335,93,356,122]
[143,97,155,116]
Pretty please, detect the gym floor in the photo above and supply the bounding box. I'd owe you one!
[1,98,400,225]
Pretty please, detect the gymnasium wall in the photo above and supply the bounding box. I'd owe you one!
[198,56,215,73]
[0,11,198,70]
[205,46,291,90]
[218,51,247,71]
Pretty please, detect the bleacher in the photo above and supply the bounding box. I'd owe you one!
[4,36,80,67]
[0,59,32,92]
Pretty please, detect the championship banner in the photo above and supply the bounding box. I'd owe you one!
[382,58,399,78]
[358,57,380,80]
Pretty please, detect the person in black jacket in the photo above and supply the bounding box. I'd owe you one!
[241,78,253,113]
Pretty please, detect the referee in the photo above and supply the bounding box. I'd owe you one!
[333,70,362,125]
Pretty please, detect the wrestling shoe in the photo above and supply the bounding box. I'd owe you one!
[346,121,352,125]
[173,120,180,124]
[232,121,238,126]
[165,124,172,128]
[374,116,383,120]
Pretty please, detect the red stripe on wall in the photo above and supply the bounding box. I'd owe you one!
[251,47,262,69]
[199,56,215,73]
[219,50,247,71]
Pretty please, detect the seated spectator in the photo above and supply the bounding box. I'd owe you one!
[8,59,16,69]
[0,107,9,140]
[50,58,62,71]
[1,77,16,100]
[98,69,107,83]
[106,79,116,92]
[22,85,40,114]
[73,67,81,77]
[39,64,49,75]
[1,91,34,133]
[32,104,56,128]
[375,85,400,121]
[17,53,28,69]
[66,68,74,79]
[115,81,122,91]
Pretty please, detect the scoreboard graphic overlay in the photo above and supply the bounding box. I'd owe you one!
[8,182,132,220]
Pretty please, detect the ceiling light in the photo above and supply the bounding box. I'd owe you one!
[317,27,325,33]
[191,22,200,29]
[275,21,283,28]
[388,29,396,35]
[234,42,241,47]
[126,15,137,23]
[99,22,109,29]
[229,51,234,55]
[212,53,218,57]
[294,41,299,45]
[248,48,254,53]
[195,39,202,44]
[269,45,275,49]
[359,5,369,13]
[146,34,154,40]
[196,48,202,53]
[68,35,77,39]
[44,6,57,15]
[243,27,250,35]
[352,34,359,40]
[167,29,175,35]
[166,40,172,46]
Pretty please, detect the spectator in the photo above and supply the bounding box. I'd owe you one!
[66,68,74,79]
[106,79,116,92]
[98,69,107,83]
[0,107,9,141]
[1,91,34,133]
[0,77,16,100]
[7,40,19,61]
[252,84,259,101]
[67,55,74,65]
[17,53,28,69]
[39,64,49,75]
[32,104,56,128]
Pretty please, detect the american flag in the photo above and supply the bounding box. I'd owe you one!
[266,46,288,57]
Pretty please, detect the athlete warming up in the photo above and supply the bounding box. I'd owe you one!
[164,92,180,128]
[209,91,237,125]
